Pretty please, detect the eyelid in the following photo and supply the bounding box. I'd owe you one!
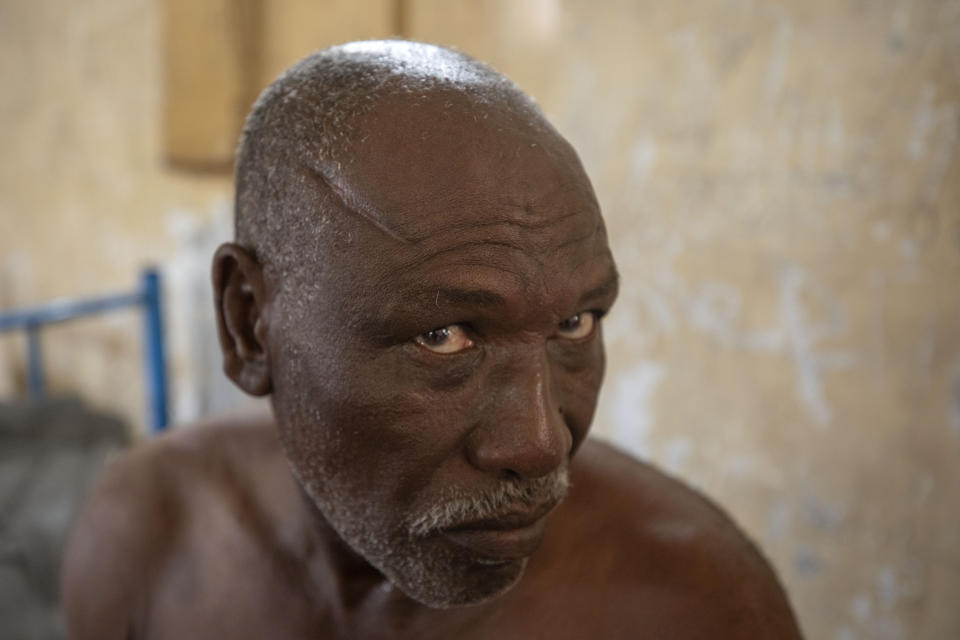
[413,323,476,355]
[555,310,601,341]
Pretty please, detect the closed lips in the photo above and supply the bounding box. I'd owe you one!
[439,501,560,561]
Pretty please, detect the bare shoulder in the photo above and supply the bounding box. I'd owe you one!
[546,437,804,638]
[60,404,282,639]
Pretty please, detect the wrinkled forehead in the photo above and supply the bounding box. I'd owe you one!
[328,89,602,241]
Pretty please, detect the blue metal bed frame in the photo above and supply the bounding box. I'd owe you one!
[0,268,169,433]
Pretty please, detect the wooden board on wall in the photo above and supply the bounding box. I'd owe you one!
[162,0,398,171]
[162,0,261,170]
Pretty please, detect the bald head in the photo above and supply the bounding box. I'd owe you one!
[235,40,559,274]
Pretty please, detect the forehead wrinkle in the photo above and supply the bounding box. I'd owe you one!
[369,198,586,245]
[553,219,607,252]
[299,164,592,253]
[386,238,530,280]
[377,257,530,296]
[396,176,599,238]
[408,208,585,241]
[397,193,599,247]
[376,208,606,292]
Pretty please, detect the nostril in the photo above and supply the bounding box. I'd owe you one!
[503,469,522,482]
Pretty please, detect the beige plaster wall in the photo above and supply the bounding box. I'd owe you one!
[1,1,958,638]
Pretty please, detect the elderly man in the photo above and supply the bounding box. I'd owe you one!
[62,41,803,638]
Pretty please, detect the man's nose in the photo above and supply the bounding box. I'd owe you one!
[466,349,572,479]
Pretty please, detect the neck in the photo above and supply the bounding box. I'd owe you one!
[288,479,503,639]
[294,483,411,610]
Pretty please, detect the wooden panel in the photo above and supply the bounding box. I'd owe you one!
[257,0,397,89]
[161,0,397,169]
[162,0,261,169]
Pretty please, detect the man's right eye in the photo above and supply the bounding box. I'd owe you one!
[414,325,475,354]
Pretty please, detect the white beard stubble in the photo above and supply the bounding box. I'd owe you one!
[297,461,570,608]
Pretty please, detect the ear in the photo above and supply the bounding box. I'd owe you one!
[212,243,272,396]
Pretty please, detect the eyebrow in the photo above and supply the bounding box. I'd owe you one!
[419,287,508,309]
[576,270,620,307]
[405,269,619,314]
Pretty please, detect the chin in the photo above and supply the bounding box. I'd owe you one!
[297,476,531,609]
[390,556,528,609]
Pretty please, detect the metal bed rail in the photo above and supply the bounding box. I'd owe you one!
[0,268,169,433]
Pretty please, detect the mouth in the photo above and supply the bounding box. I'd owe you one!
[438,499,560,562]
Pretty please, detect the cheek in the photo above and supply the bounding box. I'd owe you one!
[270,336,475,498]
[550,338,606,441]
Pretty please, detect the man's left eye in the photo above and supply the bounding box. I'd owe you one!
[414,324,475,354]
[556,312,597,340]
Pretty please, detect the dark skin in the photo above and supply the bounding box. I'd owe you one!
[62,89,804,639]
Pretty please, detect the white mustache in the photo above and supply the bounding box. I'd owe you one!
[407,466,570,538]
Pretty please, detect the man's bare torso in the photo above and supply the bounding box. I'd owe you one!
[62,407,803,639]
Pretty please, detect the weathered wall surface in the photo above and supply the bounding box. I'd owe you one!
[1,1,958,638]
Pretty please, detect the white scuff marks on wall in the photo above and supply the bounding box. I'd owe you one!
[779,266,856,427]
[871,220,892,242]
[800,492,847,533]
[833,559,926,640]
[629,138,657,187]
[833,626,856,640]
[950,360,960,436]
[610,360,664,462]
[889,5,912,47]
[558,62,631,178]
[687,281,744,348]
[907,85,959,203]
[613,237,855,426]
[503,0,561,44]
[604,230,680,349]
[681,265,855,427]
[924,99,958,203]
[826,100,846,154]
[841,567,910,640]
[662,436,692,473]
[766,501,791,540]
[907,85,935,159]
[876,566,900,610]
[762,15,793,106]
[666,27,717,126]
[867,270,888,388]
[0,250,35,305]
[719,449,788,488]
[685,279,786,352]
[850,593,872,622]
